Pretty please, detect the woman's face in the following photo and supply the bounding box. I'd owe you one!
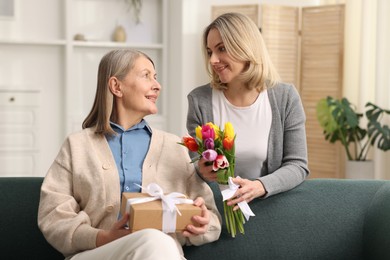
[206,28,246,85]
[119,56,161,118]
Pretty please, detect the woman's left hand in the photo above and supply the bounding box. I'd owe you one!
[226,178,267,209]
[182,197,210,237]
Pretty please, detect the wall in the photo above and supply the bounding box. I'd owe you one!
[374,0,390,179]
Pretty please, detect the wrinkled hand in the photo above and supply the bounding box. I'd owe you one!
[96,213,131,247]
[197,157,217,182]
[227,178,267,210]
[182,197,210,237]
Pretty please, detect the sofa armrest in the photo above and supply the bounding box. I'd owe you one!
[0,177,63,260]
[363,182,390,260]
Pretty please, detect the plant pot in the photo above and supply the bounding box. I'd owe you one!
[345,160,375,179]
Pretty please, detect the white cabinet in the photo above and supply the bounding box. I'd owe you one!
[0,0,168,176]
[0,90,40,176]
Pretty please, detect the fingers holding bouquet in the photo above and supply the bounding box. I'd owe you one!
[198,157,218,182]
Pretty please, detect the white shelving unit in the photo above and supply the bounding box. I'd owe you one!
[0,0,168,176]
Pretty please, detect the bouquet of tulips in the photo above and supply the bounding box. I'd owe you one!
[179,122,248,237]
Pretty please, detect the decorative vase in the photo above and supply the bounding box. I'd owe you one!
[73,33,86,41]
[345,160,375,179]
[113,25,126,42]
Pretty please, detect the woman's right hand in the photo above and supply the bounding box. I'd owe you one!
[198,157,217,182]
[96,213,131,247]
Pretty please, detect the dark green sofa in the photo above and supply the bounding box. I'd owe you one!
[1,177,389,260]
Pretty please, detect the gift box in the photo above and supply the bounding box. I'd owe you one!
[121,192,202,233]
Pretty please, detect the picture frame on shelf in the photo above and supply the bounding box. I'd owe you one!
[0,0,15,20]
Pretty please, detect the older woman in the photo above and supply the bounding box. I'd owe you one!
[38,49,221,260]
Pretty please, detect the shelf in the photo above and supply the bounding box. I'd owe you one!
[0,39,66,46]
[72,41,164,49]
[0,87,41,92]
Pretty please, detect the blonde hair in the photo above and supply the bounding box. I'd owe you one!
[202,12,280,92]
[82,49,154,135]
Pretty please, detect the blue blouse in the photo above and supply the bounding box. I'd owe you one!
[106,120,152,195]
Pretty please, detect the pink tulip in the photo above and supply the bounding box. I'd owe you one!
[204,138,215,150]
[201,124,215,140]
[212,155,229,171]
[202,149,218,162]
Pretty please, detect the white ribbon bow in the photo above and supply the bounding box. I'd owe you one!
[220,176,255,221]
[126,183,194,233]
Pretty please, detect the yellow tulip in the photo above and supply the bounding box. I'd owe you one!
[195,125,202,140]
[224,122,235,140]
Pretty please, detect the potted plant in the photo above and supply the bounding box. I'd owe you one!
[124,0,143,24]
[316,96,390,178]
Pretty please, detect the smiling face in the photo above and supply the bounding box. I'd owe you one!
[206,28,246,86]
[111,55,161,126]
[124,56,161,116]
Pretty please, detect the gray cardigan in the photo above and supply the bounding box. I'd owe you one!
[186,83,309,197]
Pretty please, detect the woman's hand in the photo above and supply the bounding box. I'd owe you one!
[197,157,217,182]
[182,197,210,237]
[226,178,267,209]
[96,213,131,247]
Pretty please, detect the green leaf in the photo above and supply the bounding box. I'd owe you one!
[366,102,390,152]
[316,98,339,134]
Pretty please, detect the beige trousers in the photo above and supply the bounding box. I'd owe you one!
[70,229,184,260]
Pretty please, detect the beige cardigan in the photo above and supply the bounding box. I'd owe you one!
[38,127,221,257]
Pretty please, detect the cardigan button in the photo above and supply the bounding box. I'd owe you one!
[106,206,114,212]
[102,163,111,170]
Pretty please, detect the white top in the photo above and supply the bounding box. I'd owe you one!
[212,88,272,179]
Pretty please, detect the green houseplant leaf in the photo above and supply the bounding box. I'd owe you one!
[317,98,338,135]
[316,96,389,161]
[366,102,390,152]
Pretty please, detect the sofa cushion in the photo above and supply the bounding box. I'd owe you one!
[184,179,388,260]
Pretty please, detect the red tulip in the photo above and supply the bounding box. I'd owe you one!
[182,136,199,152]
[223,136,234,151]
